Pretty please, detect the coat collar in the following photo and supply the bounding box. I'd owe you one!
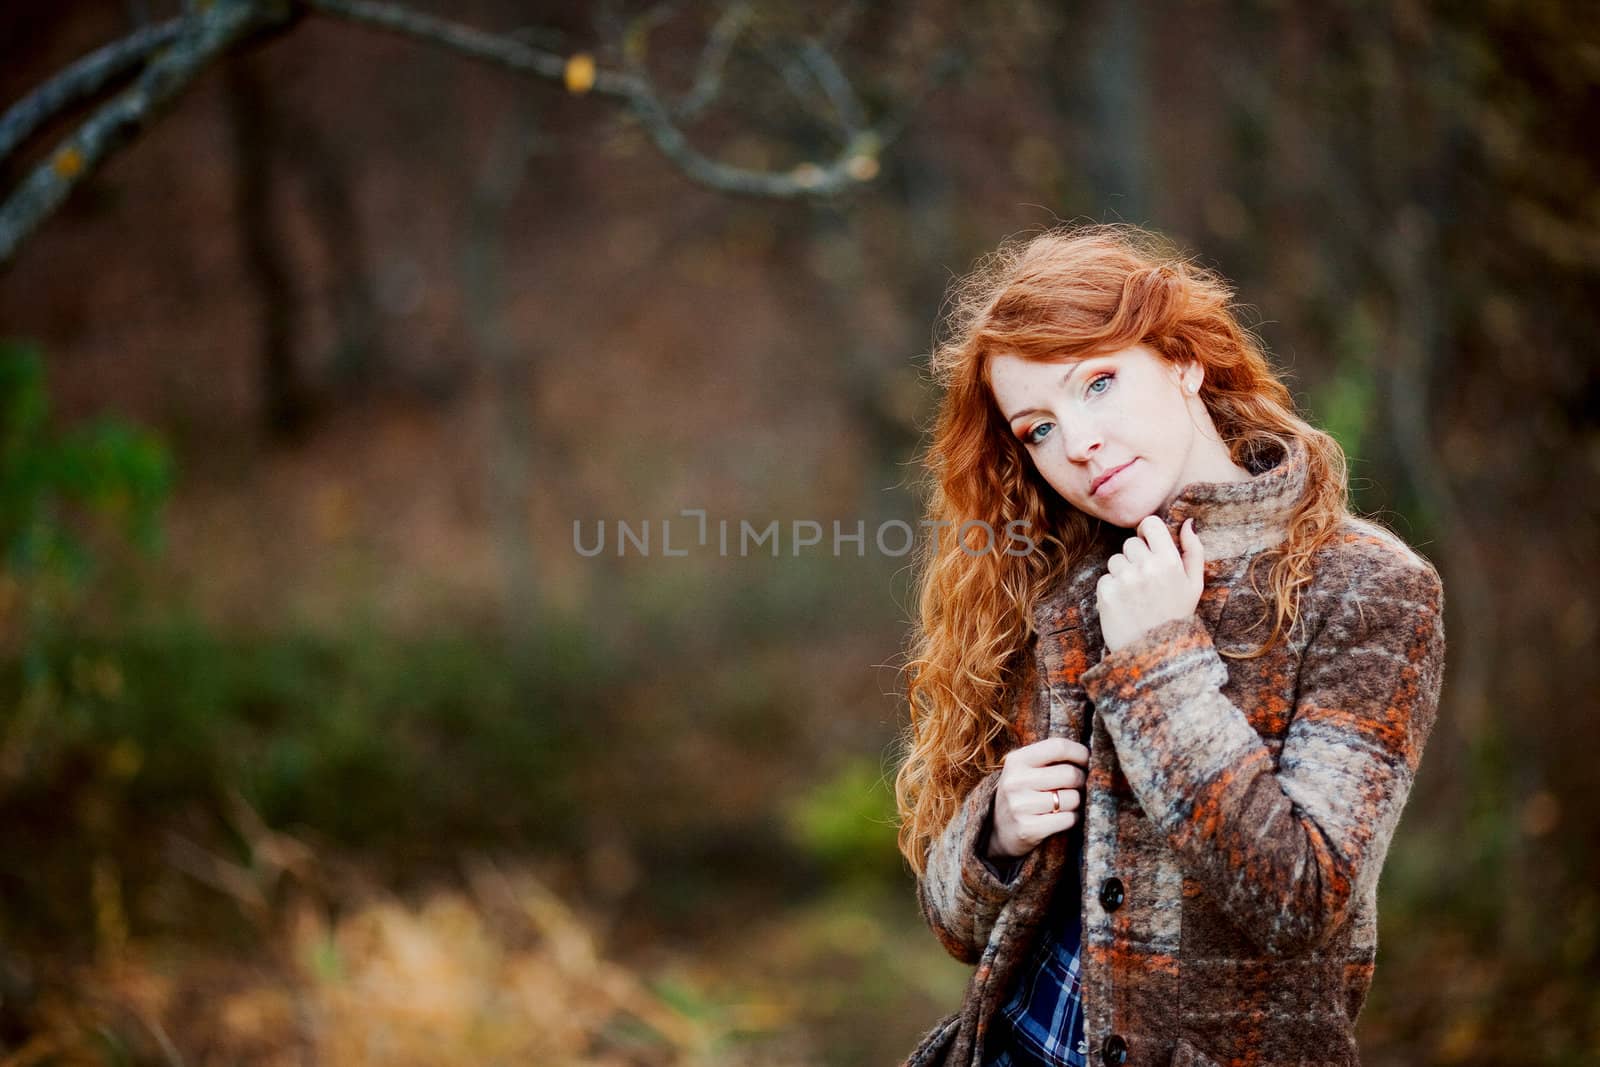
[1029,435,1309,634]
[1157,434,1308,561]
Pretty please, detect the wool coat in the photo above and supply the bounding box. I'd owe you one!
[903,437,1447,1067]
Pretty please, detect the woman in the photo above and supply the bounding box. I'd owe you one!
[896,224,1446,1067]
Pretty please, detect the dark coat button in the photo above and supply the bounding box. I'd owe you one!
[1099,876,1125,912]
[1101,1034,1128,1065]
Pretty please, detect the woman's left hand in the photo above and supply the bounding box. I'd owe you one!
[1097,516,1206,652]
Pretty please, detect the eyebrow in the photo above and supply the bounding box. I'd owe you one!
[1002,362,1090,423]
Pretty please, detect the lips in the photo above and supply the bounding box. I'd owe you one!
[1090,460,1136,496]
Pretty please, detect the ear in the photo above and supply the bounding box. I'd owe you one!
[1180,361,1204,395]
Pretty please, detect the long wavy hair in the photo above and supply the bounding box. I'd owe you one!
[895,223,1352,875]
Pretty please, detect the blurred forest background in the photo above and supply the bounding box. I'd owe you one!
[1,1,1597,1064]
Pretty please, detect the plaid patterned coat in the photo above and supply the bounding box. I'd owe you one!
[904,438,1447,1067]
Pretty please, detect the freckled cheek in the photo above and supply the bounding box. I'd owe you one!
[1098,405,1132,432]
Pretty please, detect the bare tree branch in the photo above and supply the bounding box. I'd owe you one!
[2,0,925,264]
[797,37,867,137]
[0,17,183,165]
[749,28,908,150]
[305,0,571,79]
[754,37,837,129]
[672,2,752,120]
[0,1,293,263]
[306,0,883,197]
[601,1,753,120]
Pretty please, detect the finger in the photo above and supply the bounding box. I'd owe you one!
[1137,514,1179,560]
[1018,779,1083,811]
[1017,790,1081,825]
[1121,535,1151,562]
[1030,788,1065,816]
[1180,517,1206,591]
[1030,763,1086,791]
[1023,809,1078,842]
[1007,768,1085,806]
[1017,736,1089,767]
[1004,735,1094,767]
[1049,787,1081,811]
[1012,760,1087,791]
[1106,553,1129,575]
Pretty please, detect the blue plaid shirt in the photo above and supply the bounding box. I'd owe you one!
[981,830,1087,1067]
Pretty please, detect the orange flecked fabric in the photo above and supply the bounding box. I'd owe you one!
[905,438,1447,1067]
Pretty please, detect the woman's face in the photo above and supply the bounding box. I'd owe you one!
[988,344,1221,529]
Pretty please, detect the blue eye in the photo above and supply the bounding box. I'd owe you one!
[1087,372,1113,395]
[1024,422,1053,446]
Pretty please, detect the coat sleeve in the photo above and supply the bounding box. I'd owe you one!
[914,647,1042,964]
[1078,547,1446,957]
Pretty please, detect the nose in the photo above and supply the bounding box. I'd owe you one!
[1058,417,1101,463]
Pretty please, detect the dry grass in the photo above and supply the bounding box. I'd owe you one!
[5,824,818,1067]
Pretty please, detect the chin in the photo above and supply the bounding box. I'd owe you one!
[1093,495,1163,530]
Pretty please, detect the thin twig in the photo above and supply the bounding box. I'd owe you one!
[306,0,570,80]
[672,2,752,120]
[798,36,867,136]
[754,37,835,127]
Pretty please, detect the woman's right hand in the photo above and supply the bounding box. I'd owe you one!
[987,737,1089,860]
